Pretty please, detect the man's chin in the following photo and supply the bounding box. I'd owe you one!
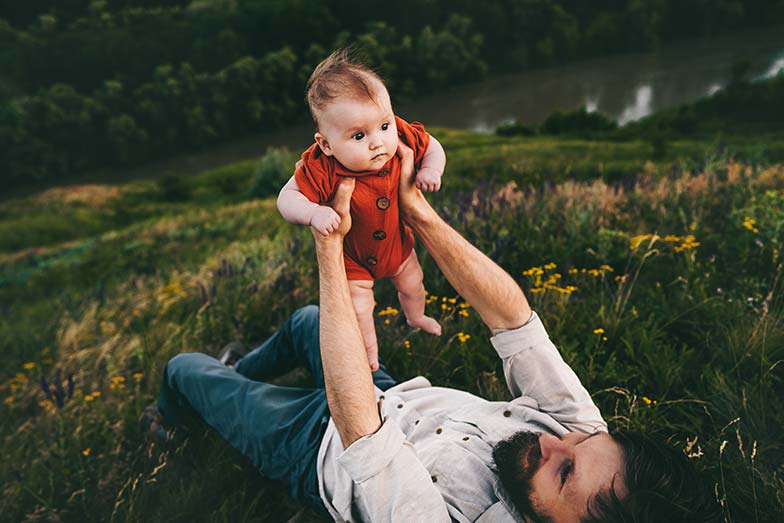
[492,431,543,520]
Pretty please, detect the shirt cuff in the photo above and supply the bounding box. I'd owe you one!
[337,417,406,483]
[490,310,550,359]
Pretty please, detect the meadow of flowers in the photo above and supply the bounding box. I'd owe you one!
[1,132,782,521]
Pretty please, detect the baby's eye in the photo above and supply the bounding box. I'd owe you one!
[352,132,364,141]
[381,122,389,131]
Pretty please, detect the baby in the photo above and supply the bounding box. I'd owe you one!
[277,49,445,371]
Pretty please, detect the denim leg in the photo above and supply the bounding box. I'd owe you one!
[234,304,398,391]
[234,305,326,386]
[157,352,329,510]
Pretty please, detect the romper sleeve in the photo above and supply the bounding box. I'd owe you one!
[490,311,607,434]
[338,418,452,522]
[293,144,339,204]
[395,116,431,169]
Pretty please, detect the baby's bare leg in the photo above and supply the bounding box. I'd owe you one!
[392,251,442,336]
[348,279,380,371]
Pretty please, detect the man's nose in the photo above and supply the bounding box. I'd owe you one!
[539,433,571,462]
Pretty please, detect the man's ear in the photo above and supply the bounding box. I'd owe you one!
[315,132,333,156]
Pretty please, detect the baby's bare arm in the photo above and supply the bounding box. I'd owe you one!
[277,175,341,235]
[416,135,446,192]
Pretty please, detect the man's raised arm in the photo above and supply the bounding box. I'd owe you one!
[396,143,532,332]
[312,178,381,446]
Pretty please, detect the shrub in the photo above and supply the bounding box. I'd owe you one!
[248,147,296,199]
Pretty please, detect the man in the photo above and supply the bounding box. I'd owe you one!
[153,143,721,522]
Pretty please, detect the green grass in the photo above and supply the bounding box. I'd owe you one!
[1,130,783,522]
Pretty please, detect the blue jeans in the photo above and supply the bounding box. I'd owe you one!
[157,305,397,513]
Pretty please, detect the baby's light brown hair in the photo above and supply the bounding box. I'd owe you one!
[306,49,386,128]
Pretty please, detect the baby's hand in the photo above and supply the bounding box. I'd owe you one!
[309,205,341,236]
[415,167,442,192]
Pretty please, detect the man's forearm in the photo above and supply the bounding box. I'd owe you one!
[315,239,381,446]
[406,205,531,331]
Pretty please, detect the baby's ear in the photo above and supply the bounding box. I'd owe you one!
[314,132,333,156]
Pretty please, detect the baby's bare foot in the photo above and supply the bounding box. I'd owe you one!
[366,344,379,372]
[407,316,442,336]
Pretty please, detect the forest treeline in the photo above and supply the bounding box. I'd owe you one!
[1,0,783,188]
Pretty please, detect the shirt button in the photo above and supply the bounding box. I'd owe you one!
[431,475,437,483]
[414,420,420,425]
[436,428,443,434]
[366,256,378,266]
[397,404,403,409]
[462,436,469,441]
[373,230,387,240]
[503,410,512,417]
[376,197,390,210]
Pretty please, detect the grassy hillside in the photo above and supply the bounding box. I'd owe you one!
[1,129,783,521]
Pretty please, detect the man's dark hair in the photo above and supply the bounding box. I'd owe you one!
[584,430,722,523]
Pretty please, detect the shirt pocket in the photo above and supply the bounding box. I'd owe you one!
[429,445,498,522]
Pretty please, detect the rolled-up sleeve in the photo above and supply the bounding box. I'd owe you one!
[491,311,606,433]
[337,418,451,522]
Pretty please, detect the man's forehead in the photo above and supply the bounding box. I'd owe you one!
[572,434,625,509]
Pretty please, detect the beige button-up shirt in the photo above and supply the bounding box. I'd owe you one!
[317,311,607,522]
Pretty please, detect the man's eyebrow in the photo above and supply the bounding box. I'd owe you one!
[577,431,603,446]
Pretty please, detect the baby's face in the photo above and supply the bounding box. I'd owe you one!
[314,83,398,172]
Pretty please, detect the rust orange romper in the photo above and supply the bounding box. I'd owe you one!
[295,116,430,281]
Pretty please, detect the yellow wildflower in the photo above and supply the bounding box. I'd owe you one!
[457,332,471,343]
[642,396,652,406]
[459,309,469,317]
[132,372,144,382]
[568,268,578,275]
[742,217,759,233]
[384,319,390,325]
[84,395,94,402]
[4,396,14,405]
[593,328,605,334]
[82,448,91,457]
[404,340,411,349]
[599,265,614,272]
[448,297,457,304]
[23,362,36,370]
[91,391,101,398]
[543,262,557,270]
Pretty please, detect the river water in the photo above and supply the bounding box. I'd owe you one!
[398,25,784,131]
[123,25,784,181]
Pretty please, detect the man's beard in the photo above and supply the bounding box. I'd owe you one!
[492,431,548,522]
